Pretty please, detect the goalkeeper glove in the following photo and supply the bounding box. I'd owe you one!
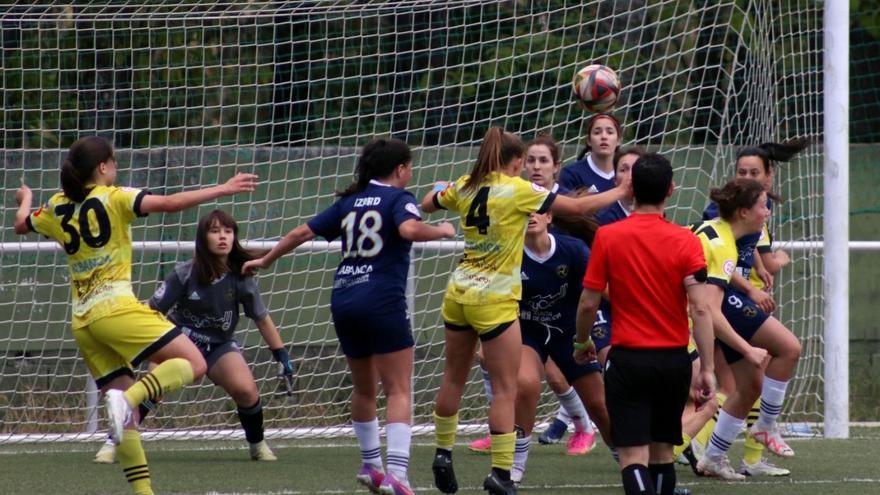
[272,347,295,395]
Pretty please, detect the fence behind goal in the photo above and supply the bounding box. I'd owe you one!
[0,1,823,441]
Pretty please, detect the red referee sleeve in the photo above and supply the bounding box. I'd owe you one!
[583,229,609,291]
[682,233,707,277]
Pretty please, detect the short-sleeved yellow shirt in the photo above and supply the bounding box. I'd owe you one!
[693,218,738,288]
[435,172,555,304]
[29,185,149,328]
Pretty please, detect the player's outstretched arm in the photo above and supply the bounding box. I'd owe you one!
[420,182,448,214]
[398,219,456,242]
[13,184,33,235]
[550,179,629,217]
[140,172,258,214]
[242,224,316,275]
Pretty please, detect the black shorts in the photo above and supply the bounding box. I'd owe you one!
[521,323,601,382]
[718,289,770,364]
[332,309,414,359]
[604,346,692,447]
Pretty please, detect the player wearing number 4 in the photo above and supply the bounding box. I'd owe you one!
[13,136,258,495]
[421,127,628,495]
[243,138,455,495]
[94,209,293,464]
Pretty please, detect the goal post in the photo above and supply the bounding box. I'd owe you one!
[0,1,832,442]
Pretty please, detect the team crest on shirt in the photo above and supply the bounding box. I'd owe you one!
[723,259,736,276]
[225,289,235,302]
[556,265,569,278]
[743,306,757,318]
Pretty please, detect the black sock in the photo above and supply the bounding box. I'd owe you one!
[237,398,264,444]
[138,398,158,424]
[491,467,510,482]
[648,463,677,495]
[621,464,655,495]
[435,447,452,458]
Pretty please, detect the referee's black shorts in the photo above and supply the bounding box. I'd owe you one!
[604,346,692,448]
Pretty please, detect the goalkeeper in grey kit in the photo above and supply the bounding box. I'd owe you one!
[95,209,293,463]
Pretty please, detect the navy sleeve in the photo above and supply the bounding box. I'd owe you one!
[240,275,269,321]
[307,201,342,241]
[392,191,422,227]
[149,266,186,314]
[558,166,578,191]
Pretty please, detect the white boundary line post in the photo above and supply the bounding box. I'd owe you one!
[823,0,850,439]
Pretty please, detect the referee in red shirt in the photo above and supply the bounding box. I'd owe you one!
[573,153,716,495]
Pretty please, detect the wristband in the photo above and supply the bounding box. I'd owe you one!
[572,338,592,350]
[433,182,448,192]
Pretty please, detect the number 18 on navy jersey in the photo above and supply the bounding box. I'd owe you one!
[307,181,422,313]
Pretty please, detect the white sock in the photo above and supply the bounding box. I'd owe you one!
[705,409,745,458]
[513,436,531,472]
[756,376,789,430]
[385,422,411,480]
[481,365,494,404]
[353,418,382,467]
[556,387,592,433]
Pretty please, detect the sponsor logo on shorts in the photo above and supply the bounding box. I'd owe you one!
[743,306,757,318]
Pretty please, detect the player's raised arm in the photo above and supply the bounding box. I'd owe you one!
[139,172,258,214]
[12,184,34,235]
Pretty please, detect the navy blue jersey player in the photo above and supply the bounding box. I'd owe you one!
[243,138,455,495]
[507,210,614,484]
[558,114,622,194]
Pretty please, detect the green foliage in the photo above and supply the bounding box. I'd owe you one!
[2,1,855,148]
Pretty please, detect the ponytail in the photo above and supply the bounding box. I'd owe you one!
[60,136,115,203]
[464,127,524,193]
[736,137,810,174]
[337,138,412,197]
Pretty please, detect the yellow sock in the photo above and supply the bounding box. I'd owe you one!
[124,358,193,408]
[434,412,458,450]
[490,432,515,470]
[694,392,726,448]
[118,430,153,495]
[743,398,764,464]
[673,432,692,458]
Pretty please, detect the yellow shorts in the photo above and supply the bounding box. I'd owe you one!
[441,297,519,341]
[72,300,179,388]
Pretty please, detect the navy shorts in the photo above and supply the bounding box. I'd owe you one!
[521,322,601,382]
[718,289,771,364]
[181,327,241,370]
[591,301,613,352]
[332,309,414,359]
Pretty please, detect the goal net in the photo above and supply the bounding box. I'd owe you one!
[0,0,824,442]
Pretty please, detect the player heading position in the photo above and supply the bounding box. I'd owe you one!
[243,138,455,495]
[574,153,716,495]
[422,127,628,495]
[13,135,257,495]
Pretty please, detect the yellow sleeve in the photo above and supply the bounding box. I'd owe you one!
[756,223,772,254]
[434,176,463,212]
[27,197,64,242]
[108,186,149,224]
[512,176,554,215]
[696,225,736,287]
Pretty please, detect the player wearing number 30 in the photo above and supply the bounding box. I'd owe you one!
[421,127,629,495]
[12,136,258,495]
[242,138,455,495]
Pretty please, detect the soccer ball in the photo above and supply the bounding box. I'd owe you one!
[572,64,621,112]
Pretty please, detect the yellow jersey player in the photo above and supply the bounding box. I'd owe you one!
[421,126,628,495]
[13,135,257,495]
